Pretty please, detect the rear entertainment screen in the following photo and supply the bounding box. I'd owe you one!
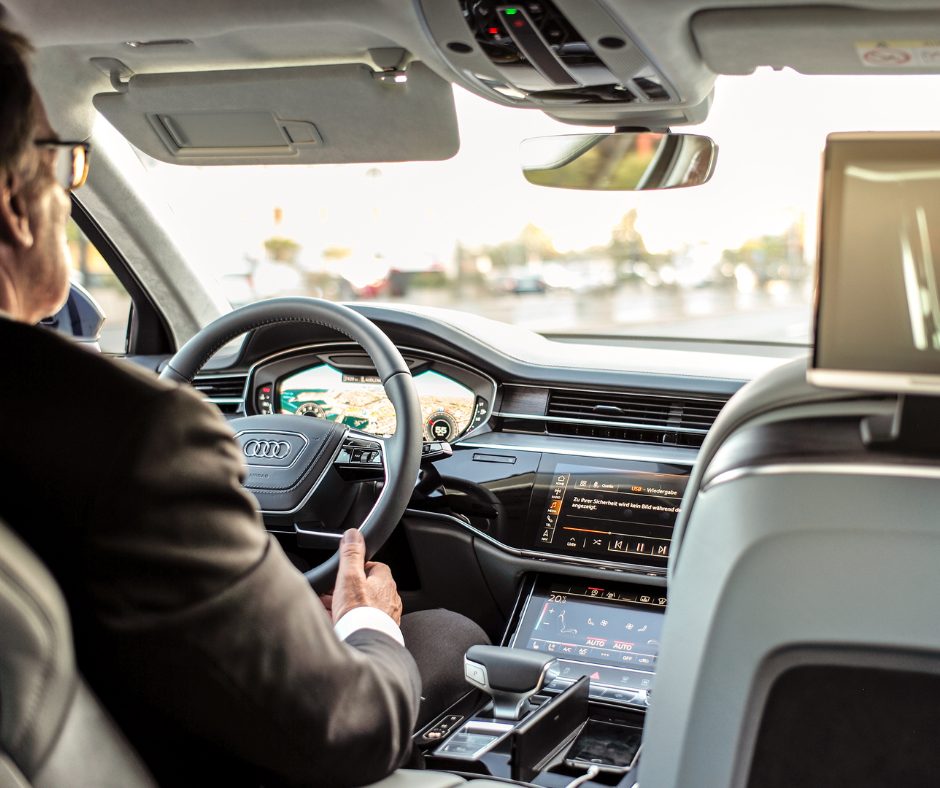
[525,456,689,568]
[812,133,940,392]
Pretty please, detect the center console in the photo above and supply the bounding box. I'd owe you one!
[417,573,666,785]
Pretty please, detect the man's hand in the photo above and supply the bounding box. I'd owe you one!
[329,528,403,626]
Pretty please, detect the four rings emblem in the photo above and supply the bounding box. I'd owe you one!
[244,440,292,460]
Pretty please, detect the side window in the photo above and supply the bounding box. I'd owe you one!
[66,218,132,354]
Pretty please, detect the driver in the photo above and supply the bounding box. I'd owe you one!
[0,24,488,788]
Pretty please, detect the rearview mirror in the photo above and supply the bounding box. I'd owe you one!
[520,132,717,191]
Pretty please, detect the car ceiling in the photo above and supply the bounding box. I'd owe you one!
[7,0,940,140]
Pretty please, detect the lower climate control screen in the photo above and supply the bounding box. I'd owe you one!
[525,457,690,569]
[511,579,667,703]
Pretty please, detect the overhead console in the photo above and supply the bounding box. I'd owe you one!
[417,0,714,127]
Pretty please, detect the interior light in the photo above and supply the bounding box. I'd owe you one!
[394,74,408,83]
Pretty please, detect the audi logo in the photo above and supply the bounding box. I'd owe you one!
[244,440,292,459]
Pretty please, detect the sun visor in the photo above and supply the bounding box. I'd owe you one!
[93,62,459,165]
[692,7,940,75]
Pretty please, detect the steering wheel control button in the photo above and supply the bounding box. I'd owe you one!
[256,385,274,414]
[465,661,488,688]
[337,437,384,467]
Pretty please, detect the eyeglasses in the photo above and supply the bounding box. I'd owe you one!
[32,140,90,191]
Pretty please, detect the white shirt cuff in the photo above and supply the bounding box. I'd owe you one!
[334,606,405,647]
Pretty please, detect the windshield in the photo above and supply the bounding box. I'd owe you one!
[124,69,940,346]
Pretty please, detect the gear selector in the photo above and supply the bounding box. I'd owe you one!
[464,645,560,720]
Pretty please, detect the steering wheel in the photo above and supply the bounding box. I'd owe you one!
[159,297,423,593]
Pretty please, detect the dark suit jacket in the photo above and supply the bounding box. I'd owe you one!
[0,318,421,787]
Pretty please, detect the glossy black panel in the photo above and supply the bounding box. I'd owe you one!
[411,446,541,548]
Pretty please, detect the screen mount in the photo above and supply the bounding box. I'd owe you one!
[861,393,940,454]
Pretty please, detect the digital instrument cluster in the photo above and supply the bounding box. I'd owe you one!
[249,347,494,442]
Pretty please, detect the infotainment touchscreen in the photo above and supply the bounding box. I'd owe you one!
[511,579,667,698]
[524,456,689,569]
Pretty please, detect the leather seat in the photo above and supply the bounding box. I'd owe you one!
[0,517,158,788]
[639,359,940,788]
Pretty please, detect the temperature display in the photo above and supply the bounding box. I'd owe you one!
[513,582,667,694]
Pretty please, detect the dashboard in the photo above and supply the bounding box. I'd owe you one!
[195,304,794,706]
[219,320,741,575]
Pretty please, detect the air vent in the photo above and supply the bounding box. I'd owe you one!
[544,389,727,447]
[193,374,247,413]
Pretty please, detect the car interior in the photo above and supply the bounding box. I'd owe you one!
[5,1,940,787]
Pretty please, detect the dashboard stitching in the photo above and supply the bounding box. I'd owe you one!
[367,305,752,382]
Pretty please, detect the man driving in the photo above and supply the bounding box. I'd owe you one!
[0,23,487,788]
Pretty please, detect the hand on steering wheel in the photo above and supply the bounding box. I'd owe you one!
[159,297,423,593]
[319,529,403,625]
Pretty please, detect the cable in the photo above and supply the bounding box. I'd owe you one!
[564,764,601,788]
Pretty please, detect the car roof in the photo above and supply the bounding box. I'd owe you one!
[9,0,940,145]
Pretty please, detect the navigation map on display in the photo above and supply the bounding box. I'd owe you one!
[278,365,474,439]
[515,584,667,694]
[537,463,688,563]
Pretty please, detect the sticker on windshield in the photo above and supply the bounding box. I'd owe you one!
[855,40,940,68]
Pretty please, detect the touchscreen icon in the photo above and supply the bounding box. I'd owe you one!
[558,611,577,634]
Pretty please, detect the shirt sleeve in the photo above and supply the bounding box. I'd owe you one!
[334,607,405,647]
